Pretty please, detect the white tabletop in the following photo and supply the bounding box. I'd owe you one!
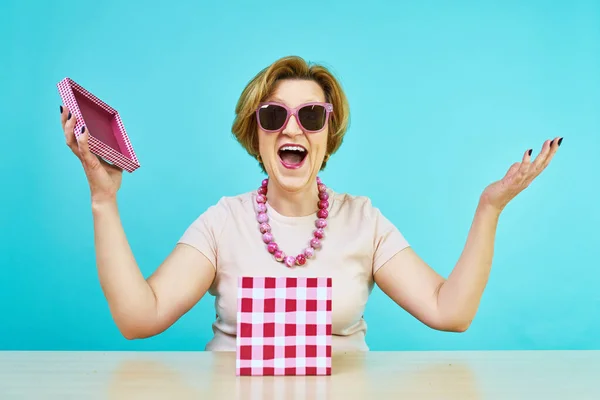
[1,350,599,399]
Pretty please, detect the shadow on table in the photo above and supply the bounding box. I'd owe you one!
[106,352,482,399]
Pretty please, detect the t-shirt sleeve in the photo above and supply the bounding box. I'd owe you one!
[367,202,410,275]
[177,198,229,270]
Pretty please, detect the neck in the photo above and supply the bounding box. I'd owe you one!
[266,178,320,217]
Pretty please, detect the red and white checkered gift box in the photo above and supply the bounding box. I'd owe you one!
[57,77,140,173]
[236,276,332,376]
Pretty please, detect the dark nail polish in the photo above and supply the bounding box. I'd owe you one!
[558,137,563,146]
[528,149,532,156]
[81,126,85,133]
[68,112,71,120]
[60,105,63,113]
[549,139,553,146]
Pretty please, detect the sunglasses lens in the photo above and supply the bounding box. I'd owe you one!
[298,105,327,131]
[258,104,288,131]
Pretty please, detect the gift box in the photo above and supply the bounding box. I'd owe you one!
[236,276,332,376]
[57,77,140,173]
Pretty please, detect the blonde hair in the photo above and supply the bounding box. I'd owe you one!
[231,55,350,172]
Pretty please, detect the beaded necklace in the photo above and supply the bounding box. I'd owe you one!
[255,177,329,267]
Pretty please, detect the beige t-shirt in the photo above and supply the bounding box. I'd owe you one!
[178,188,410,351]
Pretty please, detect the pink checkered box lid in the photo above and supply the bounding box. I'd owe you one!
[57,77,140,173]
[236,276,333,376]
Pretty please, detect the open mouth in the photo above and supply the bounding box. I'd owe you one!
[278,144,308,169]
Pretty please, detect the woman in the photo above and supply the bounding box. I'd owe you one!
[58,56,561,351]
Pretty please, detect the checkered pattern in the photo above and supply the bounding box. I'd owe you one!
[57,77,140,173]
[236,276,332,376]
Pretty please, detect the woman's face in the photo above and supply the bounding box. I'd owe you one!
[257,79,329,193]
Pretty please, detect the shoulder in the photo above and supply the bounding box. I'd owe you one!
[211,191,255,211]
[178,191,256,265]
[330,190,384,221]
[330,189,404,239]
[331,190,410,270]
[198,190,255,220]
[184,190,255,232]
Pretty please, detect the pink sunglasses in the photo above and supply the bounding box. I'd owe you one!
[256,101,333,133]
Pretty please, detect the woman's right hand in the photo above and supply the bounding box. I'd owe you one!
[60,105,123,205]
[58,106,216,341]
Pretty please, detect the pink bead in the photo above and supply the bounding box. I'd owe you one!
[318,183,326,192]
[318,191,329,200]
[310,237,321,249]
[262,232,273,243]
[317,177,322,184]
[314,228,325,239]
[317,209,328,219]
[259,222,271,234]
[315,218,327,229]
[258,186,267,195]
[257,212,269,223]
[295,254,306,266]
[284,256,295,268]
[256,194,267,203]
[256,203,267,213]
[267,242,278,253]
[262,178,268,187]
[304,247,315,258]
[318,200,329,209]
[274,250,285,262]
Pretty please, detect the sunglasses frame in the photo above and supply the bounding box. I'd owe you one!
[255,101,334,133]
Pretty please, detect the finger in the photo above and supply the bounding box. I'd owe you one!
[530,138,553,171]
[62,111,81,158]
[522,148,533,164]
[541,136,562,169]
[76,126,100,169]
[60,105,75,130]
[59,105,68,128]
[514,148,533,184]
[532,136,562,175]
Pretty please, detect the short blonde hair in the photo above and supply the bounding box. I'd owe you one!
[231,55,350,172]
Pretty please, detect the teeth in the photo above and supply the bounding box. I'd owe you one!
[280,146,306,152]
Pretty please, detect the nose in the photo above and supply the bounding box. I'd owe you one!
[282,113,302,136]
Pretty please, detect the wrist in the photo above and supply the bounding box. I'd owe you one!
[91,198,118,214]
[476,197,502,220]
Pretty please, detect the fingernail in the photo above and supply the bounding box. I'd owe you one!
[68,112,71,120]
[81,126,85,133]
[558,137,563,146]
[60,105,63,113]
[549,139,554,146]
[528,149,532,156]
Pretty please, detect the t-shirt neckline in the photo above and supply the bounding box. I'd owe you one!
[257,188,335,226]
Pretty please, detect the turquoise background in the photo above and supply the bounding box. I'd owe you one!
[1,0,598,351]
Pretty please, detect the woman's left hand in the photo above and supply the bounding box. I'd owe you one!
[480,137,563,213]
